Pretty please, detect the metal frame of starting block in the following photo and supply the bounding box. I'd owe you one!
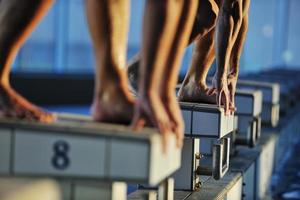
[234,89,263,147]
[174,103,234,190]
[237,80,280,127]
[0,114,181,200]
[172,138,200,191]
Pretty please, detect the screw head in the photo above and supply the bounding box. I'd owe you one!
[195,182,201,189]
[195,153,203,159]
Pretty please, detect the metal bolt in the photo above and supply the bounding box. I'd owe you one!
[195,153,203,159]
[195,182,202,190]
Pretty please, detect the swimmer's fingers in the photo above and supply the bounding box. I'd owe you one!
[217,90,230,116]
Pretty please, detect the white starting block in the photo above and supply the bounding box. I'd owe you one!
[178,103,234,183]
[260,71,300,109]
[234,89,263,147]
[264,69,300,99]
[181,103,234,138]
[245,74,291,97]
[241,74,295,115]
[237,80,280,127]
[0,114,181,200]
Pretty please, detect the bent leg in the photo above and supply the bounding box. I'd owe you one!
[0,0,55,122]
[178,29,216,104]
[177,0,219,104]
[86,0,134,124]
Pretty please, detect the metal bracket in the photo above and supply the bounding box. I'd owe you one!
[271,103,280,127]
[197,137,230,180]
[235,116,261,148]
[255,116,261,140]
[173,138,200,191]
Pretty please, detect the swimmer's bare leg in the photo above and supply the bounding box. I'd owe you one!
[178,29,217,104]
[86,0,134,124]
[131,0,185,145]
[159,0,199,147]
[177,0,219,103]
[212,0,243,115]
[127,0,219,92]
[228,0,250,112]
[0,0,55,122]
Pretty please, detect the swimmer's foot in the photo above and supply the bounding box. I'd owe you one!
[178,81,216,104]
[92,85,134,124]
[0,84,55,122]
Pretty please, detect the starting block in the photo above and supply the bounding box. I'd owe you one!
[137,102,234,192]
[0,114,181,200]
[237,80,280,127]
[178,103,234,185]
[241,74,295,115]
[135,103,234,194]
[234,89,263,147]
[263,69,300,99]
[181,103,234,138]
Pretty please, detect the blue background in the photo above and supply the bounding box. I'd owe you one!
[12,0,300,76]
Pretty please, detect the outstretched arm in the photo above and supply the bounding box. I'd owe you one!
[228,0,250,111]
[131,0,186,148]
[213,0,243,115]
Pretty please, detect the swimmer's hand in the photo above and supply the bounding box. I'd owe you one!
[207,75,231,115]
[227,73,238,114]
